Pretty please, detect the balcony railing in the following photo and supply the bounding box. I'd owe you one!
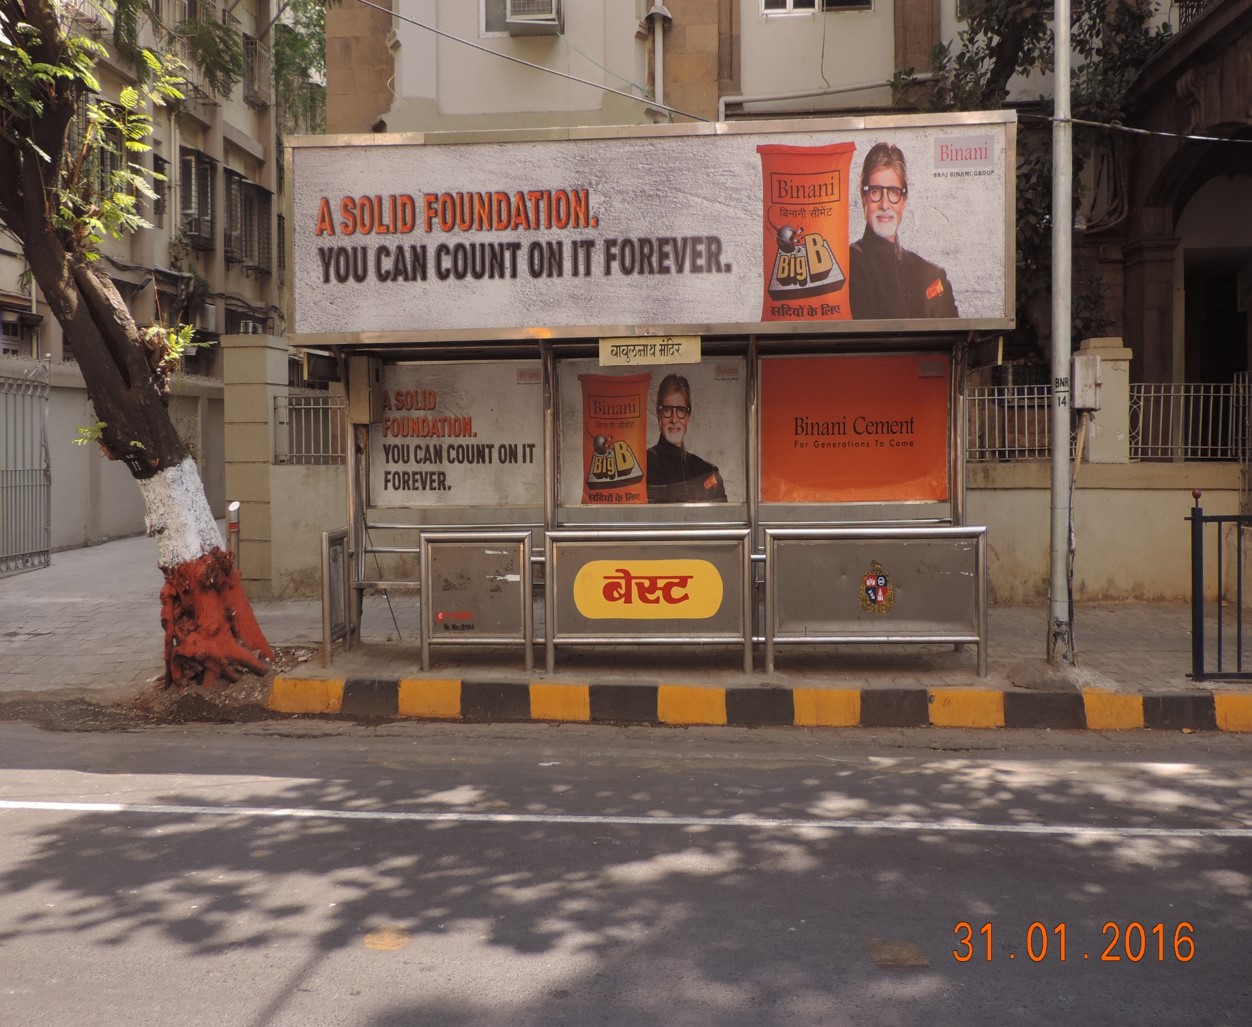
[1178,1,1217,29]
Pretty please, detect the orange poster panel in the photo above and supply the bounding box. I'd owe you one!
[760,354,950,503]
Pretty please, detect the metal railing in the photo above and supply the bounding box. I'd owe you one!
[274,393,347,465]
[966,385,1063,462]
[966,381,1246,463]
[1178,0,1216,29]
[1188,502,1252,681]
[1130,382,1244,461]
[1,364,51,577]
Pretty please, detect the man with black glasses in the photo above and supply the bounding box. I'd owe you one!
[849,142,959,320]
[646,373,727,504]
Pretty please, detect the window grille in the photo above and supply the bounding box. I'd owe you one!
[179,148,216,249]
[224,169,244,263]
[153,154,169,228]
[763,0,873,12]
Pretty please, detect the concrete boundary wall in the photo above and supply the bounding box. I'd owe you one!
[970,461,1240,602]
[0,357,225,552]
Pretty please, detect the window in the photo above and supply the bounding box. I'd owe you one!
[224,169,244,262]
[179,148,216,249]
[153,154,168,229]
[224,170,273,274]
[956,0,1051,16]
[244,183,273,273]
[763,0,873,12]
[483,0,508,35]
[482,0,563,36]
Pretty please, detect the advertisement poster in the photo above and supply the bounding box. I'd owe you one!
[758,142,855,322]
[759,354,950,504]
[558,359,746,507]
[369,361,544,508]
[291,115,1013,340]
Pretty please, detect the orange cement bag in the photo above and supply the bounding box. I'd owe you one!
[578,373,651,505]
[758,142,855,322]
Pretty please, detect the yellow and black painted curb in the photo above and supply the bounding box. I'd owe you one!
[268,677,1252,732]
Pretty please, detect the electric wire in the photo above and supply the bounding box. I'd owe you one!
[352,0,708,123]
[1020,111,1252,145]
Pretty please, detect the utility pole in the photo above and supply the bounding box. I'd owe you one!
[1048,0,1074,664]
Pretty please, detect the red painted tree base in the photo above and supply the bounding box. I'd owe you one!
[160,549,275,689]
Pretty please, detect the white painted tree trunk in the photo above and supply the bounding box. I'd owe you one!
[136,457,224,569]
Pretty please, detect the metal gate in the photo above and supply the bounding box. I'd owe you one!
[1,364,51,577]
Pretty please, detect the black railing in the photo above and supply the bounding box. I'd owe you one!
[1179,0,1215,29]
[1188,495,1252,680]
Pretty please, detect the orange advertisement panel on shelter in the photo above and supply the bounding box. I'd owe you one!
[759,354,950,503]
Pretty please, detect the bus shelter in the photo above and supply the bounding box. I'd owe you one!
[287,112,1015,675]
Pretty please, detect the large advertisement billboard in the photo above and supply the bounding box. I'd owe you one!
[290,114,1014,341]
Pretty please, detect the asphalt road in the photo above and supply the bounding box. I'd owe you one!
[1,722,1249,1026]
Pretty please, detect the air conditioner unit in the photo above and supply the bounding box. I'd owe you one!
[506,0,562,35]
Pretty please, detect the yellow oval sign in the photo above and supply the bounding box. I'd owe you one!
[573,560,724,620]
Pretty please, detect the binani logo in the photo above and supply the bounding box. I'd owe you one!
[933,135,995,170]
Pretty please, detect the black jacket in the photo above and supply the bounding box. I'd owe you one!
[646,436,727,503]
[849,228,959,320]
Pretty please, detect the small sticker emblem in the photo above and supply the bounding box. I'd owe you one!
[859,561,895,614]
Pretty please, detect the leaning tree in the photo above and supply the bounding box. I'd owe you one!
[0,0,271,687]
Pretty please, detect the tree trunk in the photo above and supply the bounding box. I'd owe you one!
[140,457,274,689]
[0,0,274,688]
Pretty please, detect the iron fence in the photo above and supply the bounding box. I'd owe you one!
[967,381,1246,463]
[274,393,347,465]
[1,363,51,577]
[1129,382,1243,461]
[965,385,1066,462]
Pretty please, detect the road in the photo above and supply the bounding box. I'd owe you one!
[1,721,1249,1026]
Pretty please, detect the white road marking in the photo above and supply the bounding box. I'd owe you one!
[1,799,1250,839]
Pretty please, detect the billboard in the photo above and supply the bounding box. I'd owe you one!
[290,114,1014,341]
[556,358,747,507]
[759,353,950,503]
[369,360,544,508]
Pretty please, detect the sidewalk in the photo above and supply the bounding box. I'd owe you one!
[2,532,1250,731]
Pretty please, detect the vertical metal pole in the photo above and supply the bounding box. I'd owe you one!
[977,528,989,678]
[1238,522,1244,674]
[763,533,775,675]
[1217,518,1225,673]
[521,534,534,674]
[347,422,363,642]
[321,530,332,667]
[1048,0,1074,664]
[542,341,556,659]
[419,535,431,672]
[227,500,241,566]
[952,351,966,527]
[1190,494,1205,680]
[742,532,752,674]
